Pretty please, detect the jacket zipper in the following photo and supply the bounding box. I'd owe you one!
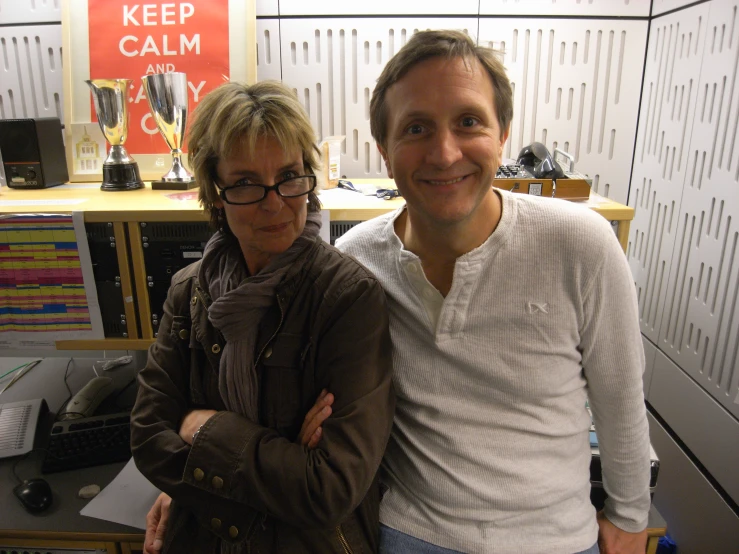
[336,525,354,554]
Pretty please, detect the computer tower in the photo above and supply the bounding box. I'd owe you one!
[139,222,215,336]
[85,222,128,337]
[0,118,68,189]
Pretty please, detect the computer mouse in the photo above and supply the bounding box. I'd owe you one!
[13,478,53,513]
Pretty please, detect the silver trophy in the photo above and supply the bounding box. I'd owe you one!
[86,79,144,191]
[142,72,197,190]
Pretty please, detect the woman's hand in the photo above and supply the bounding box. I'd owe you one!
[297,389,334,448]
[179,409,218,445]
[144,492,171,554]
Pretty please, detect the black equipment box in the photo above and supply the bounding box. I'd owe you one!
[139,222,215,336]
[85,223,128,337]
[0,118,68,189]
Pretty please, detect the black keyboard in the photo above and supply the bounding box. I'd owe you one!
[41,412,131,473]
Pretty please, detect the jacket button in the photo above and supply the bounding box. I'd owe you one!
[212,476,224,489]
[264,346,273,359]
[211,518,222,530]
[229,526,239,538]
[212,344,221,354]
[193,468,204,481]
[191,296,197,305]
[179,328,189,340]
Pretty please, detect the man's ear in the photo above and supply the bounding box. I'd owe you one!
[499,125,511,157]
[377,144,393,179]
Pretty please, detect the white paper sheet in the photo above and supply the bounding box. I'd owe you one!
[72,210,105,339]
[320,209,330,243]
[80,457,161,529]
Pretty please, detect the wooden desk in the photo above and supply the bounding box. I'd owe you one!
[0,179,633,246]
[647,505,668,554]
[0,181,633,351]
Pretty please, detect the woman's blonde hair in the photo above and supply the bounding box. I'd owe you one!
[188,81,321,231]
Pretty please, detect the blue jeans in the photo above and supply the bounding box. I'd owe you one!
[378,524,600,554]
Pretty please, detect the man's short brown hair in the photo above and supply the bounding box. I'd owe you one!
[370,29,513,150]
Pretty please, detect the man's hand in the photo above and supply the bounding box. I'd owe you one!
[297,389,334,448]
[179,409,218,445]
[597,511,647,554]
[144,492,172,554]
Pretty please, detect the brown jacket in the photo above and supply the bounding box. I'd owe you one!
[131,237,395,553]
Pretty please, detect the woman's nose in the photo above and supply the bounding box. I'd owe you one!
[259,188,284,212]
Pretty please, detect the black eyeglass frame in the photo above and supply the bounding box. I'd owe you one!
[216,174,317,205]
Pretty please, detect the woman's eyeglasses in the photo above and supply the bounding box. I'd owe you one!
[217,175,317,205]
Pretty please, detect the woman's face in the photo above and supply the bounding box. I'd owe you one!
[214,135,308,275]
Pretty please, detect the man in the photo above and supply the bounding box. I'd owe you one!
[328,29,651,554]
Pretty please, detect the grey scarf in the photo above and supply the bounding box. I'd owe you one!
[198,211,322,423]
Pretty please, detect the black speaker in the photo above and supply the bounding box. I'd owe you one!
[0,118,68,189]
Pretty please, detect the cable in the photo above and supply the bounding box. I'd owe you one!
[0,360,37,382]
[0,359,43,397]
[11,451,32,484]
[63,357,74,398]
[11,447,69,485]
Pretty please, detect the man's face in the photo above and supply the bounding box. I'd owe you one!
[379,56,509,228]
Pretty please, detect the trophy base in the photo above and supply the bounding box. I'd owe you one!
[101,163,145,191]
[151,179,199,190]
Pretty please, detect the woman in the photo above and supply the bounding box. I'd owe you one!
[131,81,395,553]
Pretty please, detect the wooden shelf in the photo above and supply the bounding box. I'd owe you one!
[55,339,154,351]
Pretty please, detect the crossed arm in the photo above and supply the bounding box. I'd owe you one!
[144,392,336,553]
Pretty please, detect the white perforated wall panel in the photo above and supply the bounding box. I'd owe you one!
[279,18,477,178]
[278,1,479,16]
[0,0,61,24]
[0,24,64,122]
[652,0,700,17]
[628,5,708,341]
[478,18,648,203]
[479,0,650,17]
[256,18,282,82]
[256,0,278,17]
[630,1,739,419]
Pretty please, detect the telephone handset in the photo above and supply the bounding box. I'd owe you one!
[516,142,565,179]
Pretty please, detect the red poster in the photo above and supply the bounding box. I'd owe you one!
[88,0,230,155]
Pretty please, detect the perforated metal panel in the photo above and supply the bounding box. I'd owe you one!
[652,0,700,17]
[0,0,62,24]
[629,1,739,419]
[628,5,707,341]
[478,18,647,203]
[480,0,650,17]
[279,18,477,178]
[279,17,646,199]
[278,1,479,16]
[0,24,64,122]
[256,0,278,17]
[256,18,282,81]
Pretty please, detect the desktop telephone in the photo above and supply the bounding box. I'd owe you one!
[516,142,566,180]
[495,142,591,201]
[59,376,117,420]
